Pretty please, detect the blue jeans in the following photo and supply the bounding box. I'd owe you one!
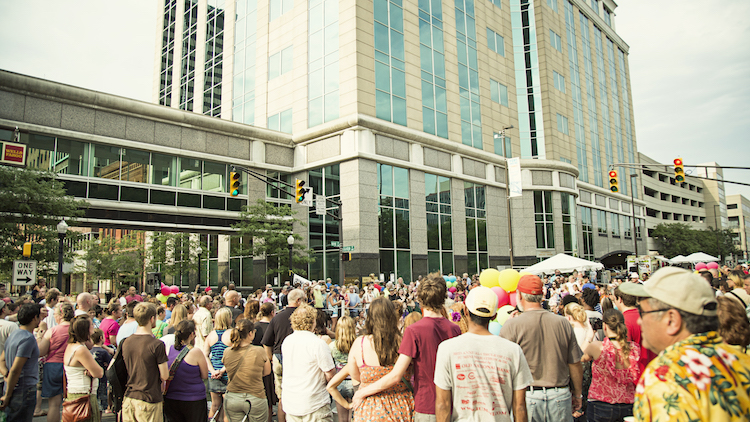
[5,385,36,422]
[586,401,633,422]
[526,387,573,422]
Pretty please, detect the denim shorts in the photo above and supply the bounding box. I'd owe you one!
[208,377,228,394]
[526,386,573,422]
[337,379,354,400]
[42,362,64,398]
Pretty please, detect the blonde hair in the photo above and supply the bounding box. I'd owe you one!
[403,312,423,328]
[450,303,469,334]
[334,316,357,355]
[214,307,232,330]
[290,304,317,332]
[564,303,587,325]
[134,302,156,326]
[169,304,187,327]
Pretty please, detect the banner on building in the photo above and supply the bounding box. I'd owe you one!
[1,142,26,166]
[507,157,523,198]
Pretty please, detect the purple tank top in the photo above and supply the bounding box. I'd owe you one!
[165,345,206,401]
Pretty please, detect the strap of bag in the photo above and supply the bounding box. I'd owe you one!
[62,345,95,397]
[164,346,190,395]
[728,291,747,308]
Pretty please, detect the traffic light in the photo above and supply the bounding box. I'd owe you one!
[674,158,685,183]
[295,179,307,204]
[22,242,32,257]
[229,171,241,196]
[341,252,351,262]
[608,170,619,193]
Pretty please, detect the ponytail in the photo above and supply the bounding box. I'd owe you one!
[230,319,255,349]
[564,303,587,324]
[174,320,195,351]
[602,308,631,359]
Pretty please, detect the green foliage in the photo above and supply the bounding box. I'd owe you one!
[0,166,85,279]
[232,199,313,279]
[651,223,739,261]
[78,233,144,289]
[146,232,201,282]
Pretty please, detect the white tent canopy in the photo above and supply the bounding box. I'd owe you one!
[521,253,604,275]
[684,252,720,263]
[669,255,687,264]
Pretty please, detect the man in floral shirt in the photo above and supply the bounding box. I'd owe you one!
[620,267,750,421]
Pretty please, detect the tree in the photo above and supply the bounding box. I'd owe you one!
[232,199,314,280]
[78,233,145,291]
[146,232,201,286]
[651,223,739,262]
[0,166,85,280]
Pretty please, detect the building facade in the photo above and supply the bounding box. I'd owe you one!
[727,194,750,262]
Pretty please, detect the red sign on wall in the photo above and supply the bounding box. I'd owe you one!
[1,142,27,166]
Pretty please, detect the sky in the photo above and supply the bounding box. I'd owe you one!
[0,0,748,198]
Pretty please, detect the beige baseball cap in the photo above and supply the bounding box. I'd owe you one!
[465,286,498,318]
[618,267,717,316]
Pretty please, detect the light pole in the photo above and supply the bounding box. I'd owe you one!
[195,246,203,291]
[56,220,68,292]
[629,174,638,257]
[496,125,515,268]
[287,235,295,286]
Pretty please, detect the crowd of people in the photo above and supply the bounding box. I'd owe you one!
[0,263,748,422]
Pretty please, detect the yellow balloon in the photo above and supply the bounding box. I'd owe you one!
[498,269,521,293]
[495,305,515,325]
[479,268,501,288]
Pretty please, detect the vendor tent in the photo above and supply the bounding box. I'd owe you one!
[521,253,604,275]
[669,255,689,264]
[684,252,720,263]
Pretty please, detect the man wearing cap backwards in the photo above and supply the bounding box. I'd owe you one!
[500,275,583,422]
[619,267,750,421]
[434,287,532,422]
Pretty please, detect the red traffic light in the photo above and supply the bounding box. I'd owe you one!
[674,158,682,166]
[609,170,618,178]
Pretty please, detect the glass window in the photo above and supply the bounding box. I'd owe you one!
[151,153,177,186]
[597,209,607,234]
[55,138,90,176]
[120,148,150,183]
[580,206,594,260]
[611,213,620,236]
[378,164,410,280]
[202,161,226,192]
[465,182,488,273]
[486,28,504,56]
[91,145,121,179]
[557,114,569,135]
[179,157,202,189]
[426,173,452,274]
[493,133,511,158]
[561,193,576,254]
[553,71,565,92]
[534,191,554,249]
[490,79,508,106]
[549,30,562,52]
[547,0,558,12]
[26,133,55,172]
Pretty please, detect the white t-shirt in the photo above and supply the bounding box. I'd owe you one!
[116,321,138,345]
[280,330,335,416]
[434,332,533,422]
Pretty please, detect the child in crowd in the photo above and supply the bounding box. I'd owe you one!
[90,328,113,414]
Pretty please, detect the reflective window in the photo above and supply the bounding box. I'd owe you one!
[594,26,614,178]
[486,28,504,56]
[426,173,453,274]
[91,145,121,180]
[597,209,607,234]
[611,212,621,236]
[270,0,294,21]
[26,133,55,172]
[203,0,225,116]
[623,215,632,238]
[374,0,406,126]
[565,2,588,183]
[378,164,410,280]
[232,0,258,125]
[158,0,178,106]
[465,182,487,276]
[557,114,569,135]
[308,0,339,127]
[179,157,202,189]
[268,108,293,133]
[580,13,603,187]
[553,71,565,93]
[269,46,293,80]
[547,0,558,12]
[179,0,200,111]
[308,164,341,281]
[120,148,150,183]
[202,161,226,192]
[490,79,509,106]
[534,191,554,249]
[151,153,177,186]
[561,193,576,254]
[419,0,448,138]
[549,30,562,52]
[580,206,594,260]
[493,133,511,158]
[489,0,501,8]
[456,0,482,149]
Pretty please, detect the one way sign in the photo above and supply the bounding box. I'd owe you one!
[13,260,37,286]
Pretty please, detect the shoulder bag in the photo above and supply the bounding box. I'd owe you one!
[164,346,190,396]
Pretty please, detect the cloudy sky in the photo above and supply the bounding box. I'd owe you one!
[0,0,748,198]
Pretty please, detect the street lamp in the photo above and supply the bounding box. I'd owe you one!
[195,246,203,291]
[496,125,515,268]
[629,174,638,257]
[287,234,295,285]
[56,220,68,292]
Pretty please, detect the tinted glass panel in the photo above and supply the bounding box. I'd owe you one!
[120,149,150,183]
[91,145,121,179]
[55,138,89,176]
[203,195,225,210]
[177,192,201,207]
[151,153,177,186]
[89,183,118,200]
[120,186,148,203]
[150,190,176,206]
[179,158,202,189]
[26,133,55,171]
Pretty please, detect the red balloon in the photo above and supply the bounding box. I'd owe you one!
[160,286,170,296]
[170,286,179,294]
[509,292,517,307]
[491,286,510,307]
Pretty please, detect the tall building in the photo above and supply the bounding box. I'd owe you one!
[149,0,648,283]
[727,194,750,263]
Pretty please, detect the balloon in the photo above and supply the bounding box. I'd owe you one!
[449,286,457,293]
[695,262,707,271]
[509,292,517,307]
[479,269,501,288]
[448,292,454,299]
[449,275,457,283]
[374,284,381,291]
[156,293,167,304]
[491,286,510,307]
[495,305,515,325]
[488,321,502,336]
[161,286,170,296]
[519,271,533,277]
[443,275,449,281]
[168,293,176,298]
[170,285,179,294]
[706,262,719,270]
[498,269,521,292]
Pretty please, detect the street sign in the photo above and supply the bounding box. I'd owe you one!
[316,194,326,215]
[343,245,354,252]
[13,260,37,286]
[330,241,341,247]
